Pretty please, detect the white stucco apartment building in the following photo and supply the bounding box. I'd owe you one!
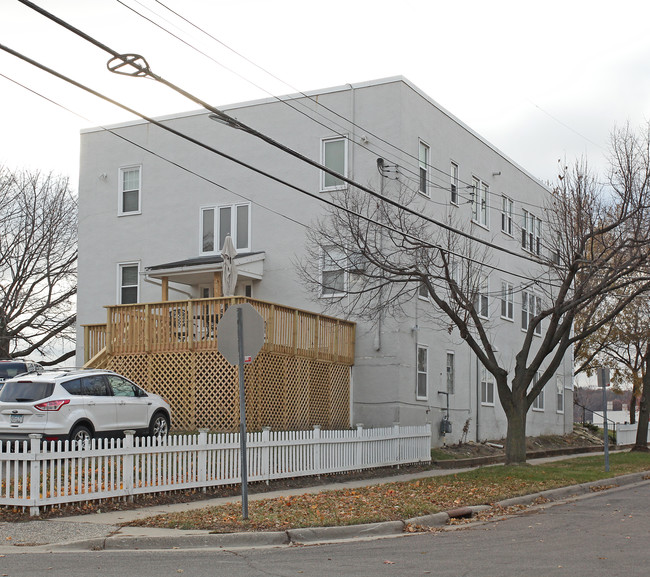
[76,76,573,444]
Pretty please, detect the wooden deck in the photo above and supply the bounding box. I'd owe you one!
[83,296,355,365]
[82,297,356,432]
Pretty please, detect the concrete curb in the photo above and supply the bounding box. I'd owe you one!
[495,470,650,509]
[404,512,450,527]
[287,520,405,544]
[105,530,291,550]
[54,530,291,551]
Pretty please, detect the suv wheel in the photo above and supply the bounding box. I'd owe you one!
[70,424,92,448]
[149,412,169,437]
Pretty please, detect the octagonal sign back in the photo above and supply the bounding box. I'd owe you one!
[217,303,265,365]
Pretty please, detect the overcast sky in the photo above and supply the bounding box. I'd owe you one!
[2,0,650,188]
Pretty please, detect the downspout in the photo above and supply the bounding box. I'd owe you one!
[348,82,356,324]
[348,83,357,422]
[373,161,384,351]
[348,83,356,179]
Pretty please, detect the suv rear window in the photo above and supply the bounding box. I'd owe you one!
[0,381,55,402]
[0,362,28,380]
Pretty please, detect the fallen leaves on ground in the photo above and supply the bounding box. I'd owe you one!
[126,452,650,533]
[126,475,557,532]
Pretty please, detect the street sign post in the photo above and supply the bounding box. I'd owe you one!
[597,367,611,472]
[217,303,264,519]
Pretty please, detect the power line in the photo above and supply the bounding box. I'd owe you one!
[0,72,305,230]
[119,0,557,218]
[16,0,555,271]
[0,56,561,291]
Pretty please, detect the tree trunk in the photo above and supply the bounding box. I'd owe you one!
[0,317,10,358]
[632,356,650,452]
[504,400,528,465]
[630,391,636,425]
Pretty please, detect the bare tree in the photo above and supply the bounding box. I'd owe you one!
[574,294,648,426]
[0,166,77,365]
[300,124,650,465]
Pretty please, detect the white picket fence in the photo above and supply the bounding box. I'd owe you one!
[614,423,650,446]
[0,424,431,516]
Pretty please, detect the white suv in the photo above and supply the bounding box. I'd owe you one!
[0,369,171,444]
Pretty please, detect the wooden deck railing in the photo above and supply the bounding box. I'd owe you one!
[83,324,107,365]
[82,297,356,365]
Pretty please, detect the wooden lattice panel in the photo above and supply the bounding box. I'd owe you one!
[329,364,351,429]
[309,361,332,427]
[194,351,239,431]
[286,357,311,430]
[250,354,288,430]
[149,352,196,431]
[98,349,350,433]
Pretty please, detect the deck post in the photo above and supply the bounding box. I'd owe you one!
[144,304,151,353]
[105,307,113,355]
[293,310,299,355]
[334,320,340,362]
[83,325,90,364]
[214,271,222,298]
[268,305,275,353]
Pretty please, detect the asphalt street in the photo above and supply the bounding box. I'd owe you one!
[0,480,648,576]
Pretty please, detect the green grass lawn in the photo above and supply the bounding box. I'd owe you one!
[126,452,650,533]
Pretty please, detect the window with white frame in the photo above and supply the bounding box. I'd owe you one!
[501,195,513,235]
[119,166,141,215]
[471,178,488,227]
[320,246,347,297]
[200,203,250,254]
[321,137,347,190]
[532,372,544,410]
[474,275,489,318]
[522,289,542,335]
[446,351,455,394]
[501,281,514,320]
[450,162,459,205]
[417,345,429,400]
[419,141,430,196]
[119,263,139,304]
[522,209,542,255]
[556,376,565,413]
[480,364,494,405]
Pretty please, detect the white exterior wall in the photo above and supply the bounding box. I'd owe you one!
[76,77,573,444]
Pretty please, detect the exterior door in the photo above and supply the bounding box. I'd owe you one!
[199,284,213,298]
[105,374,151,431]
[81,375,117,434]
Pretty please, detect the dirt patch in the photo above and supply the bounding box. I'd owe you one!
[434,427,604,459]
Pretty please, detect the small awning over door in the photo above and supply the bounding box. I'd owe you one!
[144,252,265,286]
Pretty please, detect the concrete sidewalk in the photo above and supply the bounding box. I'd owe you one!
[0,451,643,553]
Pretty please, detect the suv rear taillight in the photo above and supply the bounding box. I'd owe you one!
[34,399,70,411]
